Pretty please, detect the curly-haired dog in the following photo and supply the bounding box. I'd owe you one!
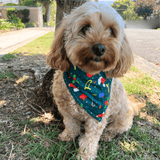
[47,1,134,160]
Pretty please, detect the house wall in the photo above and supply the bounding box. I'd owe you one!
[0,6,43,27]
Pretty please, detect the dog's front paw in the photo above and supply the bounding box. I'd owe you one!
[77,154,96,160]
[101,131,117,142]
[58,131,74,141]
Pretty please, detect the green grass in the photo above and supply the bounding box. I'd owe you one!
[23,124,78,159]
[98,123,160,160]
[14,31,54,55]
[121,71,160,97]
[1,116,159,160]
[130,65,141,72]
[1,31,54,59]
[1,52,17,60]
[0,69,16,80]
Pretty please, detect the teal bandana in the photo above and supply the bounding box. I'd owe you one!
[63,64,112,122]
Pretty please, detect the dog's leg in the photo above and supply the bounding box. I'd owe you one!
[101,105,133,142]
[77,118,106,160]
[101,79,134,142]
[58,108,81,141]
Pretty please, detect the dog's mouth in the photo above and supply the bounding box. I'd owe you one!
[88,57,102,63]
[93,57,102,62]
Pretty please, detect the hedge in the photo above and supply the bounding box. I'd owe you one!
[3,3,19,6]
[7,8,30,23]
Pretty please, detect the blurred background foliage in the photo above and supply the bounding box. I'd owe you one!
[111,0,160,20]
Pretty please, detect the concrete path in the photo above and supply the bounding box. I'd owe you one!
[125,29,160,65]
[125,29,160,81]
[0,27,54,57]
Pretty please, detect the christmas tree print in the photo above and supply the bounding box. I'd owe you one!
[72,74,79,84]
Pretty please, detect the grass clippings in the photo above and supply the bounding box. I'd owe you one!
[0,31,160,160]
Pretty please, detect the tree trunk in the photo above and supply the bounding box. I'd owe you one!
[45,3,50,24]
[56,0,88,29]
[34,0,97,119]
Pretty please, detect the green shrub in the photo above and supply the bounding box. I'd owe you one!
[21,0,39,7]
[17,9,30,23]
[6,8,17,20]
[7,8,29,23]
[0,19,15,31]
[5,8,25,30]
[25,22,37,27]
[0,19,14,30]
[3,3,19,6]
[123,8,141,20]
[9,16,25,29]
[111,0,141,20]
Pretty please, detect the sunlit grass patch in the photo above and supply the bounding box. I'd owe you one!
[130,65,141,72]
[119,124,160,159]
[121,67,160,97]
[120,140,139,153]
[14,31,54,55]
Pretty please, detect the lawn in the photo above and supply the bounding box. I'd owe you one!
[0,31,159,160]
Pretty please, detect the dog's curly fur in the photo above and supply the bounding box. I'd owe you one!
[47,2,134,160]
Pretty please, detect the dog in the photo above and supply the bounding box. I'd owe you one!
[47,1,134,160]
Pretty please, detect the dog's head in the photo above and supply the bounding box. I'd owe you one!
[47,1,133,77]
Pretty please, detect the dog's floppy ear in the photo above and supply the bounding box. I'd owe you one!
[106,34,133,78]
[46,18,70,71]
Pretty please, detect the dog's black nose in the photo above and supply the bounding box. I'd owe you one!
[92,44,106,57]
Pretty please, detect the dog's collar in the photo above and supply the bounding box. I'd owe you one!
[63,63,112,122]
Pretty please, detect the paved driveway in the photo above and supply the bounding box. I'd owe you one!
[125,29,160,65]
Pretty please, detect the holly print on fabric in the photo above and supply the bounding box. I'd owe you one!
[72,74,79,84]
[63,63,112,122]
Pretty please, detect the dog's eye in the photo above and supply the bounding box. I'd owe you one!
[109,28,114,36]
[81,24,90,34]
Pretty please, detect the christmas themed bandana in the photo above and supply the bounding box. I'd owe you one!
[63,64,112,122]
